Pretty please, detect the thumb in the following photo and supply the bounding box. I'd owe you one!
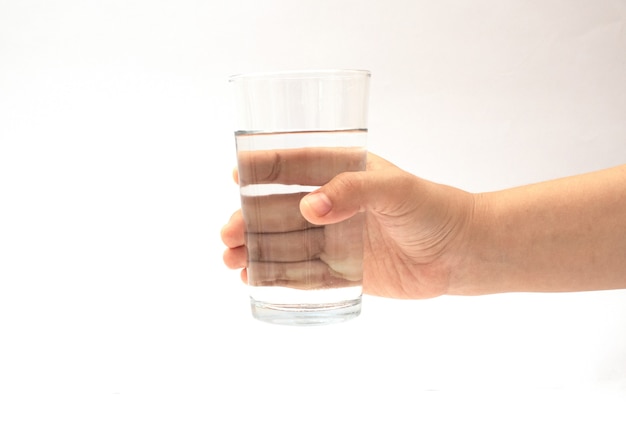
[300,170,399,225]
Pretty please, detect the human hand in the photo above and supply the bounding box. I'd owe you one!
[222,152,475,299]
[224,147,366,290]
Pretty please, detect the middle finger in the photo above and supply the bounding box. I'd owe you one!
[246,227,324,262]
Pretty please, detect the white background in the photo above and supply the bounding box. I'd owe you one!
[1,0,626,425]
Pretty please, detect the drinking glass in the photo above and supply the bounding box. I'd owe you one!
[230,70,370,325]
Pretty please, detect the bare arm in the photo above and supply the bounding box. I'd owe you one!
[453,165,626,295]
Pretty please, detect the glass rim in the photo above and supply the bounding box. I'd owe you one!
[229,69,370,82]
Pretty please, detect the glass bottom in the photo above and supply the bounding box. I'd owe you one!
[250,297,362,326]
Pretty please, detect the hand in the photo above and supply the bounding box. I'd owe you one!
[226,147,366,290]
[222,152,475,299]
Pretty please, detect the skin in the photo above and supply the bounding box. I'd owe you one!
[221,152,626,299]
[234,147,366,290]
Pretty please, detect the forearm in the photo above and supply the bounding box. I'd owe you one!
[451,165,626,295]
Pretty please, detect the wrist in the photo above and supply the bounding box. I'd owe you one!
[447,191,499,296]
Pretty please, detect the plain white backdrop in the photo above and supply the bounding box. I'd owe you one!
[1,1,626,425]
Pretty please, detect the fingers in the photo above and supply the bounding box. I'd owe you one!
[223,207,363,290]
[232,167,239,184]
[246,227,324,262]
[241,192,313,233]
[299,172,368,224]
[220,210,245,248]
[221,210,247,270]
[300,158,415,225]
[225,148,382,290]
[223,245,247,269]
[237,147,365,187]
[243,221,363,287]
[221,208,363,288]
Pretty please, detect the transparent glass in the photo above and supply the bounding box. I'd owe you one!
[230,70,370,325]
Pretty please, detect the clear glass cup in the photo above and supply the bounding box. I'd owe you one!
[230,70,370,325]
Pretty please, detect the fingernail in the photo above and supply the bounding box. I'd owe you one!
[303,192,332,216]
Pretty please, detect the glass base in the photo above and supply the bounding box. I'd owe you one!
[250,297,362,326]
